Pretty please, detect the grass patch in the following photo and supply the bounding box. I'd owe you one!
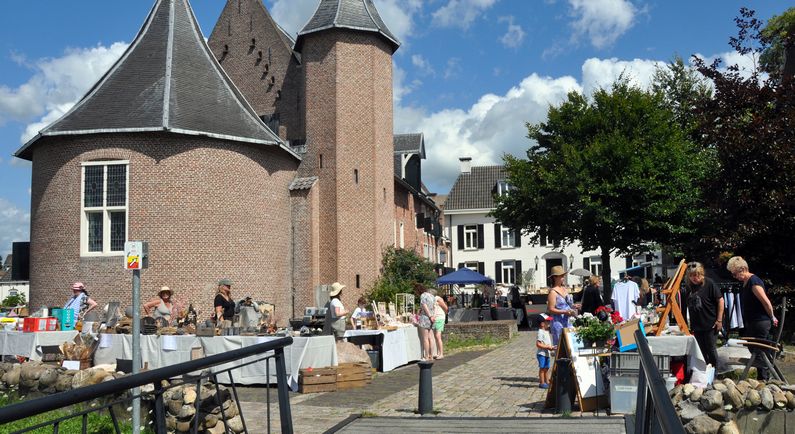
[0,395,148,434]
[560,410,572,418]
[360,411,379,418]
[445,335,507,352]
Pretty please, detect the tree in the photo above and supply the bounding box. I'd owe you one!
[691,8,795,292]
[759,7,795,81]
[651,55,712,138]
[493,78,709,301]
[367,247,438,303]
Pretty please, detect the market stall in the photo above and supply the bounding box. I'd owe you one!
[0,330,79,361]
[93,334,201,368]
[201,335,337,390]
[343,326,421,372]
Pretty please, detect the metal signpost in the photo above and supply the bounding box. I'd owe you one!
[124,241,148,433]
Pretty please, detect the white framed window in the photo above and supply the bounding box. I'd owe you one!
[589,256,603,277]
[502,260,516,285]
[81,161,129,256]
[439,250,446,265]
[501,226,516,248]
[399,222,405,248]
[464,225,478,250]
[496,180,512,196]
[465,261,479,271]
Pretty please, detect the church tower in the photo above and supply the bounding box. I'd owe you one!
[295,0,399,303]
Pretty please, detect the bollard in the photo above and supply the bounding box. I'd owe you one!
[417,360,434,415]
[555,357,572,414]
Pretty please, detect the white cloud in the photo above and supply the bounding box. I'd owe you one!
[581,57,663,94]
[443,57,462,79]
[0,197,29,257]
[694,51,761,80]
[270,0,421,45]
[567,0,639,49]
[431,0,498,29]
[393,62,422,105]
[411,54,435,76]
[498,16,525,48]
[1,43,128,145]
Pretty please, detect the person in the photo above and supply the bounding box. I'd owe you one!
[509,285,525,327]
[612,274,639,322]
[727,256,778,380]
[580,275,604,315]
[144,286,176,324]
[431,289,449,359]
[214,278,236,322]
[323,282,349,339]
[64,282,98,327]
[654,273,663,284]
[546,266,577,346]
[349,297,368,330]
[417,284,436,360]
[684,262,724,369]
[634,277,652,307]
[536,314,556,389]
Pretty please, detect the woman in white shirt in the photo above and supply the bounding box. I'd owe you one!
[323,282,349,339]
[349,297,368,329]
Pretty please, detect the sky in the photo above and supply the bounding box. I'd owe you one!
[0,0,788,256]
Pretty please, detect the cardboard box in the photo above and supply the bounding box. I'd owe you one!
[616,318,645,352]
[23,317,48,332]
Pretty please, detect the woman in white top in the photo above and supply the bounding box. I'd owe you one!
[63,282,98,327]
[143,286,177,324]
[323,282,349,339]
[349,297,368,329]
[431,289,449,359]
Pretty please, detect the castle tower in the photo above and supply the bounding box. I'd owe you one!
[295,0,399,304]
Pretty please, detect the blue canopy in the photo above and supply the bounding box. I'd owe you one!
[436,267,494,286]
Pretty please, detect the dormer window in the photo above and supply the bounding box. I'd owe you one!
[497,180,512,196]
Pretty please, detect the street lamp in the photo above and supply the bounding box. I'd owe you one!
[534,255,539,270]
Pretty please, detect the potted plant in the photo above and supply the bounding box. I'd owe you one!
[575,311,615,347]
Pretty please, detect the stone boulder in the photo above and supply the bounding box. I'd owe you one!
[719,421,740,434]
[690,387,704,403]
[2,364,22,387]
[700,390,723,412]
[685,414,722,434]
[722,384,743,409]
[759,387,774,411]
[37,368,60,389]
[744,389,761,408]
[786,391,795,410]
[678,400,704,423]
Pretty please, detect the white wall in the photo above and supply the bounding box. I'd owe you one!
[0,281,30,305]
[446,211,628,290]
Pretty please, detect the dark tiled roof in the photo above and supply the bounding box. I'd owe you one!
[289,176,318,191]
[295,0,400,53]
[445,165,506,211]
[16,0,296,161]
[394,133,424,156]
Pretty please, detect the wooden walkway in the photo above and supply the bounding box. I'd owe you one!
[329,416,627,433]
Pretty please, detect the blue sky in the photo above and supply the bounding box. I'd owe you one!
[0,0,788,255]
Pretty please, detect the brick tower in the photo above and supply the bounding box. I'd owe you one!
[295,0,399,305]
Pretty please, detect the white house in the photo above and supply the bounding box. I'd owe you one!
[444,158,630,291]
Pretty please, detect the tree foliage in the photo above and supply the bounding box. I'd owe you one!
[367,247,437,303]
[651,55,712,137]
[690,8,795,291]
[492,78,709,300]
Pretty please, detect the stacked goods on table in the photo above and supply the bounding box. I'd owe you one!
[336,362,373,390]
[61,335,98,370]
[298,367,337,393]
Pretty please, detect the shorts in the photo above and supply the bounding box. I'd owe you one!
[432,317,445,332]
[537,354,550,369]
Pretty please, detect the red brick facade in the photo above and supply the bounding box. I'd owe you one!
[28,133,297,318]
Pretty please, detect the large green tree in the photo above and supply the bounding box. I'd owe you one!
[690,8,795,291]
[367,247,437,303]
[493,78,709,300]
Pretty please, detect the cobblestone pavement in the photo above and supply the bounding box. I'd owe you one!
[239,331,619,433]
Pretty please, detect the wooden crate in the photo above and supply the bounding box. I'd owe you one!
[335,362,372,390]
[298,367,337,393]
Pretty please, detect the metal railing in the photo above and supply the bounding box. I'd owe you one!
[0,336,294,434]
[633,330,684,434]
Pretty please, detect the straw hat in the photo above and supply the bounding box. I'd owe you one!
[329,282,346,297]
[71,282,85,291]
[159,286,172,296]
[548,265,567,278]
[218,278,233,287]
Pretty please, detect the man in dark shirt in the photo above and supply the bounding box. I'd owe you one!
[685,262,724,369]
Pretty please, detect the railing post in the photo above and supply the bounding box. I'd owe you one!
[153,380,167,434]
[634,366,647,434]
[274,347,294,434]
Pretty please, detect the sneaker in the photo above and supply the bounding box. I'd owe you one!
[539,383,549,389]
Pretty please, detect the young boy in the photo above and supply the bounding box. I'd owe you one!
[536,314,556,389]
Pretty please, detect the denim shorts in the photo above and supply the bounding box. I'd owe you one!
[537,354,550,369]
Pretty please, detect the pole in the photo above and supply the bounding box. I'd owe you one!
[132,268,141,432]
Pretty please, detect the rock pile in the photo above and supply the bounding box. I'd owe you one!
[162,382,245,434]
[670,378,795,434]
[0,361,123,395]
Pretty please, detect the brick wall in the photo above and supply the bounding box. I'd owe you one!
[28,133,298,322]
[442,320,518,343]
[208,0,303,142]
[290,184,320,315]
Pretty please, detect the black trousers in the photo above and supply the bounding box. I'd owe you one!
[693,329,719,369]
[745,319,773,380]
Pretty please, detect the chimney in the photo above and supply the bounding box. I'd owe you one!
[459,157,472,174]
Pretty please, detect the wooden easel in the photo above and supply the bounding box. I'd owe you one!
[544,329,608,411]
[649,259,690,336]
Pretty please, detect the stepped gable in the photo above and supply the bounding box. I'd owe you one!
[295,0,400,53]
[16,0,296,160]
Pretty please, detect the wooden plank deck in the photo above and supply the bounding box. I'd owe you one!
[329,416,627,433]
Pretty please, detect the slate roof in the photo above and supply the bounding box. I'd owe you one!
[295,0,400,53]
[445,165,507,211]
[15,0,297,161]
[288,176,318,191]
[392,133,425,178]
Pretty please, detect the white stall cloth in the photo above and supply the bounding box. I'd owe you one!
[646,335,708,378]
[93,334,201,368]
[344,327,422,372]
[0,331,79,361]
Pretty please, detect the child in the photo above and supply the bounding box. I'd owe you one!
[536,314,556,389]
[349,297,368,329]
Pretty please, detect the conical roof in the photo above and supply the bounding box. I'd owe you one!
[295,0,400,53]
[16,0,297,160]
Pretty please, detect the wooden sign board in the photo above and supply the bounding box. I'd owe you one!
[545,328,608,411]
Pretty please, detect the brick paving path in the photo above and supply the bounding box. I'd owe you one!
[238,331,621,433]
